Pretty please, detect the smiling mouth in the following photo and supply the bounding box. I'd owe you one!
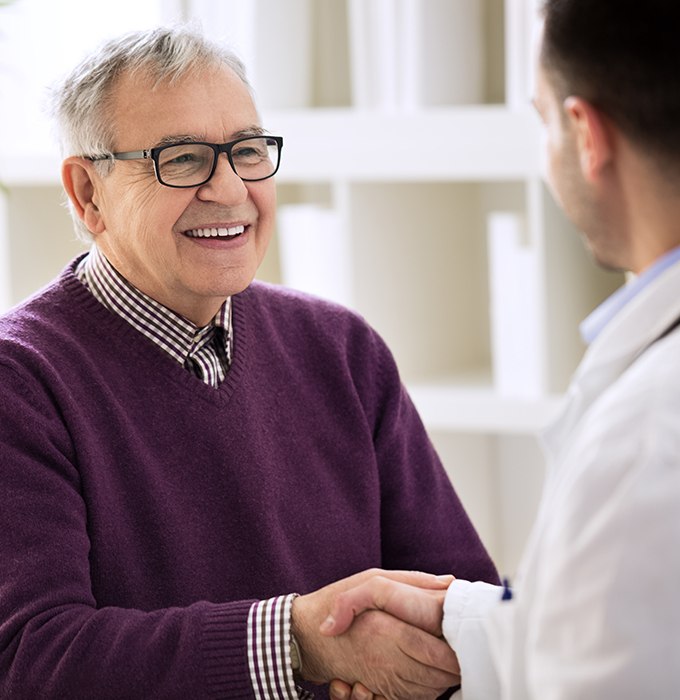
[184,225,246,239]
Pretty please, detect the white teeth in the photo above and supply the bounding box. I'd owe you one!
[186,225,245,238]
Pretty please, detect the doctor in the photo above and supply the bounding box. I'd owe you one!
[322,0,680,697]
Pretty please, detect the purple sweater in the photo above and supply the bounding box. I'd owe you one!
[0,259,497,699]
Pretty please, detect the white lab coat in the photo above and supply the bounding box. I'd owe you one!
[443,258,680,699]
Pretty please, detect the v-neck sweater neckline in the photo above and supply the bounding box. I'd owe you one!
[59,256,248,407]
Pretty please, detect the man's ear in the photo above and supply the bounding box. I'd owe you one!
[563,96,614,183]
[61,157,106,235]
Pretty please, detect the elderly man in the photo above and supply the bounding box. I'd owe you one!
[325,0,680,698]
[0,26,497,700]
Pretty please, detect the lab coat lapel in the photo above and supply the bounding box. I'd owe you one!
[542,260,680,467]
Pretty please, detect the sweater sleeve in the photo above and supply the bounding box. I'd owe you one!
[0,359,255,700]
[362,330,499,584]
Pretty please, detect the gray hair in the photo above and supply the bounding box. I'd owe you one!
[49,25,252,240]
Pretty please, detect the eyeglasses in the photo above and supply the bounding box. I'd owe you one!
[89,135,283,188]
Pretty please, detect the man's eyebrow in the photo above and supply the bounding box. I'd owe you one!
[153,127,266,148]
[154,134,205,147]
[232,126,266,139]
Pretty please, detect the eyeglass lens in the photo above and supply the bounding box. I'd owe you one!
[156,137,279,186]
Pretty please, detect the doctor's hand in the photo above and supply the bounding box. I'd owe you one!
[328,678,383,700]
[292,568,458,700]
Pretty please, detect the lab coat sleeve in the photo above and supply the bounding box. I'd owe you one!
[443,580,503,700]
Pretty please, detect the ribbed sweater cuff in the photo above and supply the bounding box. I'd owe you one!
[201,600,257,698]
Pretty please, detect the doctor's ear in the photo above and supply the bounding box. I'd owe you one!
[61,157,106,235]
[563,96,614,183]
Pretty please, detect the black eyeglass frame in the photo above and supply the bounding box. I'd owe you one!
[89,135,284,188]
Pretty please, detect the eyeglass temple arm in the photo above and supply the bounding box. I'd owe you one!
[89,149,151,162]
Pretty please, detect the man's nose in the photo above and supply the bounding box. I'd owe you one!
[196,152,248,204]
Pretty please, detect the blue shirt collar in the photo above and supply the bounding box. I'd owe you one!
[580,245,680,344]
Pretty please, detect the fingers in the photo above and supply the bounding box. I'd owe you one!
[361,568,454,590]
[321,577,449,637]
[350,682,375,700]
[397,622,461,677]
[349,610,460,693]
[329,679,376,700]
[328,680,349,700]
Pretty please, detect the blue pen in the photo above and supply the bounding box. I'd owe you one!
[501,577,513,601]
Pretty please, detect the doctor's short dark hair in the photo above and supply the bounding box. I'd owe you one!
[540,0,680,166]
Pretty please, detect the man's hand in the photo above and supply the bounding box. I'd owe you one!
[320,574,451,637]
[292,569,459,700]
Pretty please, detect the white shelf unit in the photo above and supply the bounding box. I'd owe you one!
[0,0,625,575]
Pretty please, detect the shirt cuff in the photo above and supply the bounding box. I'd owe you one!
[247,594,314,700]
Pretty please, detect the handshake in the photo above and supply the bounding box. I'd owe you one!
[291,569,459,700]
